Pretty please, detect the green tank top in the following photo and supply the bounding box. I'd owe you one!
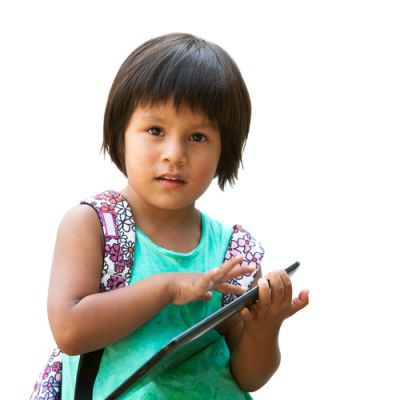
[62,212,252,399]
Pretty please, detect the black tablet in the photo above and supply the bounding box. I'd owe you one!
[105,261,300,399]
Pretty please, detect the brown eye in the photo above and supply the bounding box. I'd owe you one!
[148,127,164,136]
[191,133,206,142]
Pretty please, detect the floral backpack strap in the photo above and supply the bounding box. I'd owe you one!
[30,190,136,400]
[221,224,265,307]
[80,190,136,291]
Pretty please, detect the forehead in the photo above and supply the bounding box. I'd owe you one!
[133,99,218,128]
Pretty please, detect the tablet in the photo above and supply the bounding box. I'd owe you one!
[105,261,300,399]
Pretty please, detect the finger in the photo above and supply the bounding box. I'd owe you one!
[218,255,244,277]
[207,255,252,285]
[199,255,254,294]
[280,270,293,302]
[240,307,254,321]
[267,271,285,304]
[216,282,247,295]
[290,289,309,315]
[193,270,219,295]
[198,291,213,301]
[225,262,257,280]
[257,277,271,310]
[194,257,244,294]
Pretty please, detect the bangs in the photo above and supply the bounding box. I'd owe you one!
[123,36,232,130]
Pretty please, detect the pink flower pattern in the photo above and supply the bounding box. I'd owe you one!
[244,251,263,269]
[107,275,126,290]
[221,225,265,307]
[101,201,116,215]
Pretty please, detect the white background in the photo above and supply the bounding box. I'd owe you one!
[1,1,399,398]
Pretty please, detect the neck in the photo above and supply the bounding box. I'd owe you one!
[120,186,201,252]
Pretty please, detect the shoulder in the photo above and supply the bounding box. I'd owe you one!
[57,203,103,249]
[56,191,121,251]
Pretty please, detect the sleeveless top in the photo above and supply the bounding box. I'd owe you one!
[61,212,253,399]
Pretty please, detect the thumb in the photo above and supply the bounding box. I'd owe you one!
[290,289,309,315]
[195,290,213,302]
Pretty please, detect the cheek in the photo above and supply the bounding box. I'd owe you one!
[125,137,155,167]
[197,152,220,180]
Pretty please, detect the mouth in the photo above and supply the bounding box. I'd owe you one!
[156,173,186,186]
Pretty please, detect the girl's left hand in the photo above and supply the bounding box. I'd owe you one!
[240,270,309,335]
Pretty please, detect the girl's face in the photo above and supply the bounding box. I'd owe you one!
[123,99,221,213]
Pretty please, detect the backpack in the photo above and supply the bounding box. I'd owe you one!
[30,190,264,399]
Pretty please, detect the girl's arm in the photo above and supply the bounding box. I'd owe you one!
[224,270,309,392]
[48,206,254,356]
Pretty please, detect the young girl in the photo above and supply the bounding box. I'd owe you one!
[41,33,309,399]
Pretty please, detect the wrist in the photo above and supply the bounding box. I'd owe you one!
[242,321,282,344]
[164,272,176,304]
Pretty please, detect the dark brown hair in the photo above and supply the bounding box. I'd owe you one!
[102,33,251,189]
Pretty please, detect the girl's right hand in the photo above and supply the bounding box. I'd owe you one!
[169,255,255,305]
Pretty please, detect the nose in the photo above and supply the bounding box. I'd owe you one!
[161,137,187,166]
